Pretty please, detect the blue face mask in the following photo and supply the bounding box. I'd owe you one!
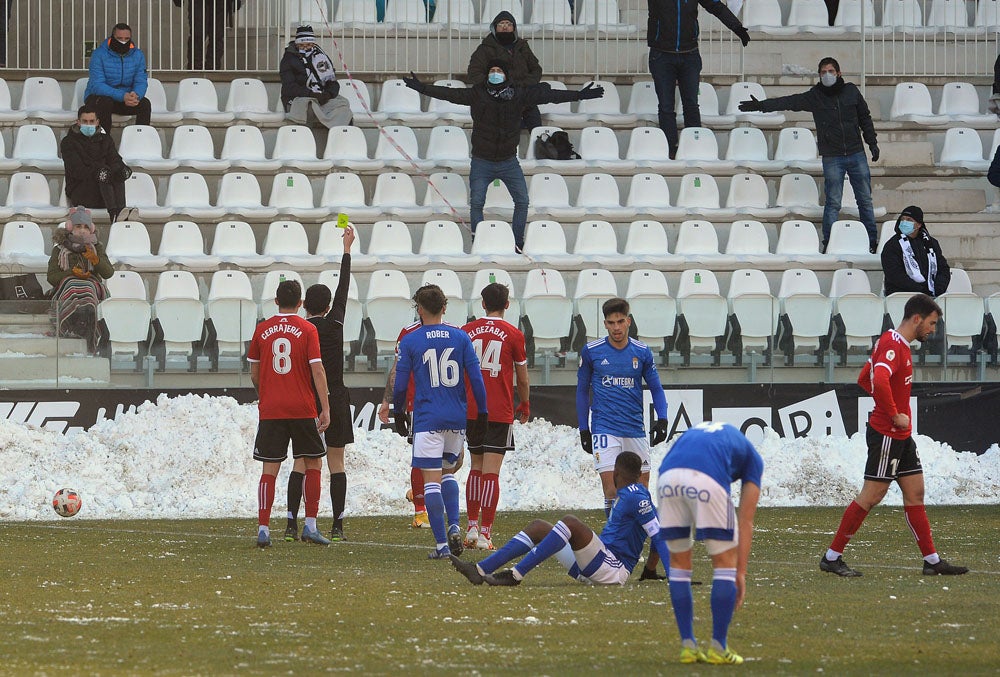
[488,72,506,85]
[898,219,916,236]
[80,124,97,137]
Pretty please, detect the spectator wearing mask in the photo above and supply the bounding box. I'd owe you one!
[467,11,543,130]
[280,25,352,129]
[881,206,950,298]
[739,57,879,253]
[83,23,152,135]
[61,105,132,224]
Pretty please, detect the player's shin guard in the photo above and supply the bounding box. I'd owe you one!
[710,567,738,650]
[466,469,482,525]
[829,500,869,555]
[478,531,533,575]
[513,520,571,580]
[441,473,460,530]
[423,482,447,548]
[904,504,938,559]
[668,568,695,643]
[286,470,304,521]
[330,472,346,529]
[258,473,276,527]
[410,466,425,511]
[479,473,500,538]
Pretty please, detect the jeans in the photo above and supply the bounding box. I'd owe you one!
[648,48,702,154]
[821,151,877,246]
[469,156,530,250]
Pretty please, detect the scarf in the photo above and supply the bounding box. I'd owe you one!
[57,232,98,272]
[899,231,938,295]
[487,83,515,101]
[301,48,337,93]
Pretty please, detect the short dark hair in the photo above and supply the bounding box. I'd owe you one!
[303,283,332,316]
[602,297,630,318]
[615,451,642,479]
[413,284,447,316]
[903,293,942,321]
[481,282,509,313]
[112,22,132,34]
[77,105,97,118]
[275,279,302,309]
[818,56,841,73]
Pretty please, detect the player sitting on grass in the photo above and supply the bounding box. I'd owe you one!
[450,451,668,586]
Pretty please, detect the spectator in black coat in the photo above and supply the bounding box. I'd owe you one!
[279,25,351,128]
[881,205,951,297]
[61,105,131,223]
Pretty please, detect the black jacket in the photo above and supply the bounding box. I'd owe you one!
[646,0,746,53]
[60,125,127,207]
[467,12,542,86]
[309,253,351,395]
[755,80,877,157]
[420,83,586,161]
[988,145,1000,187]
[279,42,340,109]
[881,220,951,297]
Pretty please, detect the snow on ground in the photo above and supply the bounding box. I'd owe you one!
[1,394,998,521]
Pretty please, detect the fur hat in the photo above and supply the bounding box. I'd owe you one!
[898,205,924,224]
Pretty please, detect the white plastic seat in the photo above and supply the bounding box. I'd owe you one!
[365,269,414,353]
[269,171,330,220]
[578,0,635,31]
[0,78,28,123]
[338,79,386,123]
[677,174,731,217]
[827,219,878,261]
[574,219,632,266]
[372,172,433,220]
[421,269,467,325]
[876,218,899,254]
[273,125,334,172]
[425,125,471,171]
[937,82,994,124]
[481,0,524,24]
[432,0,477,24]
[220,125,282,172]
[676,127,724,165]
[623,220,683,266]
[727,268,779,356]
[929,0,971,29]
[335,0,381,24]
[788,0,840,31]
[776,173,823,219]
[206,270,257,355]
[625,269,677,350]
[262,220,325,268]
[521,123,585,172]
[936,288,985,355]
[774,219,824,262]
[828,268,883,357]
[316,220,374,268]
[522,220,584,266]
[574,268,619,340]
[367,219,430,267]
[468,268,520,320]
[577,81,638,126]
[975,0,1000,28]
[144,78,184,125]
[0,132,19,172]
[774,127,822,171]
[471,220,523,267]
[521,267,573,354]
[777,268,833,360]
[5,172,65,220]
[889,82,946,123]
[259,270,305,319]
[158,220,222,271]
[0,220,48,269]
[675,219,737,264]
[423,172,468,209]
[99,270,151,358]
[18,77,75,123]
[626,80,659,122]
[537,81,591,129]
[317,268,364,348]
[105,220,169,271]
[840,177,887,219]
[577,126,634,171]
[427,81,472,125]
[374,125,431,171]
[210,220,274,269]
[318,174,379,223]
[164,172,226,220]
[531,0,575,25]
[725,219,773,262]
[418,219,478,267]
[118,125,179,173]
[725,127,783,171]
[576,172,631,219]
[175,78,235,124]
[12,125,62,171]
[834,0,876,28]
[689,82,737,126]
[386,0,437,25]
[726,173,784,219]
[124,172,174,221]
[881,0,922,28]
[625,173,685,220]
[726,82,786,126]
[676,268,729,362]
[152,270,205,360]
[226,77,284,124]
[378,79,437,125]
[169,124,230,171]
[323,125,384,171]
[215,172,280,220]
[946,267,972,294]
[528,173,585,221]
[742,0,788,31]
[624,126,673,172]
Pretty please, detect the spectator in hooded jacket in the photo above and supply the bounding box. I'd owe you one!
[404,62,603,251]
[881,205,951,298]
[83,23,151,135]
[646,0,750,160]
[740,57,879,254]
[280,25,352,129]
[61,105,131,224]
[467,11,543,130]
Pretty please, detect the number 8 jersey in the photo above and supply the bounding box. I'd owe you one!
[248,313,323,420]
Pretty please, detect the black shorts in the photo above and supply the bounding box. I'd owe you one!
[864,424,922,482]
[253,418,326,462]
[466,419,514,455]
[324,389,355,448]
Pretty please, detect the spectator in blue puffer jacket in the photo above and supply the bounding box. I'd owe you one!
[83,23,151,135]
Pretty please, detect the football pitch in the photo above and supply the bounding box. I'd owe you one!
[3,506,998,676]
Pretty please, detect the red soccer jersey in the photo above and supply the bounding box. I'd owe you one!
[395,321,421,413]
[858,329,913,439]
[462,317,527,423]
[248,313,323,420]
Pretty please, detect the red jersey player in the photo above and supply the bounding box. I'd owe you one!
[820,293,968,577]
[461,282,530,550]
[248,280,332,548]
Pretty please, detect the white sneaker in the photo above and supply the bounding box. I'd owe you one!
[464,526,479,548]
[476,533,495,551]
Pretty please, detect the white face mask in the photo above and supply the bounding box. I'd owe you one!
[820,72,838,87]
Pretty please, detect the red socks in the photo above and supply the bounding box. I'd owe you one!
[304,468,321,519]
[410,466,425,512]
[479,473,500,538]
[466,469,482,523]
[904,504,937,557]
[829,500,869,554]
[257,473,276,527]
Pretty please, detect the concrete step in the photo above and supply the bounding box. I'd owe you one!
[0,355,110,384]
[0,336,88,357]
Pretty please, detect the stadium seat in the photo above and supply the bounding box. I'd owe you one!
[205,270,257,365]
[937,289,986,361]
[834,0,875,28]
[521,267,573,358]
[427,81,473,125]
[742,0,792,32]
[418,219,478,268]
[576,173,631,220]
[0,78,28,123]
[158,220,221,271]
[169,124,230,172]
[432,0,477,24]
[775,219,824,261]
[928,0,972,30]
[484,177,515,215]
[776,173,823,219]
[827,219,879,261]
[269,171,330,221]
[5,172,66,221]
[151,270,205,368]
[0,220,48,270]
[522,220,585,266]
[226,77,285,124]
[625,173,686,220]
[105,220,169,271]
[726,82,786,126]
[425,125,471,172]
[468,268,520,320]
[574,219,632,266]
[338,79,386,123]
[318,172,380,222]
[175,78,235,124]
[210,220,274,269]
[889,82,946,123]
[164,172,225,220]
[624,126,672,172]
[378,79,437,125]
[471,220,524,267]
[626,80,659,122]
[317,268,364,351]
[577,126,633,171]
[334,0,380,23]
[262,220,325,268]
[538,81,594,128]
[675,268,729,365]
[115,125,177,173]
[828,268,883,362]
[0,133,18,173]
[726,126,783,172]
[124,172,174,221]
[482,0,524,24]
[676,127,726,166]
[323,125,384,171]
[259,270,305,319]
[372,172,433,220]
[727,268,778,362]
[530,0,575,26]
[220,125,282,173]
[365,269,414,355]
[578,0,635,31]
[776,268,833,364]
[787,0,839,31]
[577,81,638,126]
[367,219,430,267]
[528,173,585,221]
[938,83,994,124]
[522,124,585,172]
[316,220,375,268]
[774,127,822,171]
[623,220,684,267]
[423,172,469,209]
[386,0,435,23]
[840,177,887,219]
[12,125,61,172]
[726,173,785,219]
[574,268,619,341]
[947,267,973,293]
[675,219,737,264]
[18,77,75,123]
[374,125,431,171]
[215,172,279,220]
[272,125,334,172]
[421,269,467,325]
[690,81,737,126]
[143,78,184,126]
[975,0,1000,28]
[725,219,773,263]
[676,173,724,213]
[99,270,151,361]
[881,0,922,29]
[625,269,677,359]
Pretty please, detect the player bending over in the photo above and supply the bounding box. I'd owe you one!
[393,285,488,559]
[657,421,763,665]
[450,451,669,586]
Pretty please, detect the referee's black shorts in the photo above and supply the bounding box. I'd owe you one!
[323,388,355,448]
[253,418,326,462]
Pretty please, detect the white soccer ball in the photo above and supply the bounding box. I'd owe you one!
[52,488,82,518]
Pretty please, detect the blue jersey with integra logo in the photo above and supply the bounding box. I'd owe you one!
[659,422,764,492]
[393,323,487,433]
[576,337,667,438]
[599,482,660,573]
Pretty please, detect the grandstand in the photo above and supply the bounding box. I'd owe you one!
[0,0,998,390]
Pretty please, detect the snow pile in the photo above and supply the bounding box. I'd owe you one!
[2,394,998,521]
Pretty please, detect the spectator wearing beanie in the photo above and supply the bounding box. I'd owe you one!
[881,205,951,298]
[280,25,352,128]
[467,11,544,130]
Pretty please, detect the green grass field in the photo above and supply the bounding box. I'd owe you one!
[3,506,998,676]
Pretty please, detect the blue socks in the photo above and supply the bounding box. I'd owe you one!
[441,473,460,531]
[513,521,570,579]
[668,568,695,644]
[710,568,738,650]
[423,482,447,549]
[478,531,533,574]
[604,498,615,518]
